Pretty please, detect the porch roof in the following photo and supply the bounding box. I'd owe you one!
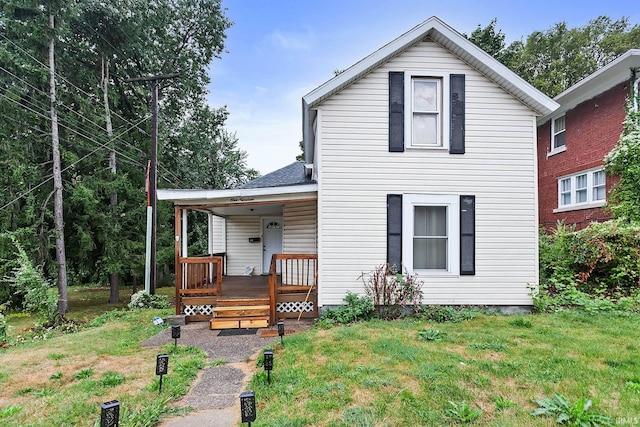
[157,183,317,215]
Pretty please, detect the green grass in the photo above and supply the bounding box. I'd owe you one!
[0,286,204,427]
[248,311,640,426]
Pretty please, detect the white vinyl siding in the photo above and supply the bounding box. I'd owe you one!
[556,168,606,211]
[283,200,317,254]
[225,216,261,276]
[315,39,538,306]
[209,214,226,254]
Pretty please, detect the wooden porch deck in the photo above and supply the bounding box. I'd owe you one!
[215,275,269,299]
[177,254,318,328]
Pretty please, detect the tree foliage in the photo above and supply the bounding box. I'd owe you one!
[604,88,640,221]
[0,1,257,306]
[467,16,640,97]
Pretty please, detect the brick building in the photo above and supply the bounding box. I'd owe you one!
[537,50,640,231]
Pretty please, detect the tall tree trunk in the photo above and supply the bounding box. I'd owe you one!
[49,13,68,315]
[103,57,120,304]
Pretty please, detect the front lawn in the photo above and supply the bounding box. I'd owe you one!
[249,312,639,426]
[0,286,204,427]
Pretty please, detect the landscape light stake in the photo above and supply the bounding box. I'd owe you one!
[240,391,257,426]
[263,350,274,384]
[156,354,169,393]
[277,321,285,346]
[100,400,120,427]
[171,325,180,347]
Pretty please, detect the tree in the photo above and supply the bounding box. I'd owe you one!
[604,87,640,221]
[0,1,245,307]
[465,18,507,61]
[467,16,640,97]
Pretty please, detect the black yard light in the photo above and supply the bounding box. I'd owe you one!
[156,354,169,393]
[171,325,180,347]
[263,350,274,384]
[100,400,120,427]
[277,321,285,346]
[240,391,257,426]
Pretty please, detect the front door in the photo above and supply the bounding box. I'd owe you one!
[262,217,283,274]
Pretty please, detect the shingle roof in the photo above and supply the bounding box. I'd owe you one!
[237,161,315,189]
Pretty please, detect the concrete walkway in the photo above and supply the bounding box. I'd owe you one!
[141,320,312,427]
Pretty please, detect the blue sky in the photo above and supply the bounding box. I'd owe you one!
[206,0,639,175]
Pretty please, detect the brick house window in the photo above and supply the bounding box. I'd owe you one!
[556,168,606,211]
[551,115,566,152]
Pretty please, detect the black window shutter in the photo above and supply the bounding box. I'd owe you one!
[460,195,475,275]
[450,74,465,154]
[387,194,403,269]
[389,72,404,152]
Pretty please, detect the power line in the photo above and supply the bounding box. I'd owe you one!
[0,32,150,137]
[0,114,151,212]
[0,90,182,185]
[0,65,148,158]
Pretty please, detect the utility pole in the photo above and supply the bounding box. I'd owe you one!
[126,73,178,294]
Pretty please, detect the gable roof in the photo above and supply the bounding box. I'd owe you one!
[539,49,640,124]
[238,161,315,189]
[302,16,559,164]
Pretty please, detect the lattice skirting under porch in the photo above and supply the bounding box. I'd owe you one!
[183,304,214,316]
[277,301,314,313]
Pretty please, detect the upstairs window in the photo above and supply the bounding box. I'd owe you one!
[411,78,441,147]
[557,168,606,210]
[551,115,566,152]
[403,71,450,150]
[389,71,464,154]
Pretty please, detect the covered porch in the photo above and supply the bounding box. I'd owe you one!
[158,168,318,328]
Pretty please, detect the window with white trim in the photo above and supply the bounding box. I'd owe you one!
[405,72,449,149]
[557,168,606,209]
[551,115,566,151]
[402,194,459,274]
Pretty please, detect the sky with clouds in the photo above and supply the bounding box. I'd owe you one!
[206,0,639,175]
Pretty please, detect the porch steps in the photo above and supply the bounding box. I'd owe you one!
[210,299,270,329]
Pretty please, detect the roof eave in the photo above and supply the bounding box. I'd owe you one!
[302,17,559,163]
[158,183,318,205]
[538,49,640,124]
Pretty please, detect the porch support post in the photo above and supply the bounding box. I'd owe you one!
[207,213,214,255]
[174,207,181,315]
[269,256,276,325]
[181,209,188,257]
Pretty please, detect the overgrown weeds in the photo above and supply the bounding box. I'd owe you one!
[536,221,640,314]
[360,264,424,318]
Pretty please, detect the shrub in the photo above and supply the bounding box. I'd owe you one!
[128,291,170,310]
[318,292,374,326]
[0,310,6,344]
[5,236,59,326]
[360,264,424,319]
[537,221,640,313]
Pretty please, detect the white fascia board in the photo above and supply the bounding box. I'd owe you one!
[538,49,640,125]
[157,184,318,203]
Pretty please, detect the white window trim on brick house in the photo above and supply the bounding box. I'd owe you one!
[554,167,606,213]
[548,114,566,156]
